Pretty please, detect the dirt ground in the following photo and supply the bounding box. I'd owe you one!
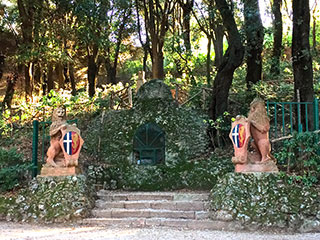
[0,221,320,240]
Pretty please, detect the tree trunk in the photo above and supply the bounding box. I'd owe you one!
[63,64,69,83]
[206,37,212,85]
[0,55,4,80]
[34,63,41,95]
[24,63,32,99]
[144,0,174,80]
[2,72,17,110]
[213,24,224,68]
[69,63,77,96]
[180,0,194,53]
[292,0,314,130]
[243,0,264,88]
[270,0,283,76]
[47,62,54,92]
[42,71,47,96]
[88,55,97,97]
[56,63,64,89]
[152,48,165,79]
[87,44,98,98]
[209,0,244,120]
[17,0,34,99]
[106,64,117,84]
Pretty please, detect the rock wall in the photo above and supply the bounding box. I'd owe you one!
[210,173,320,232]
[85,79,210,164]
[3,175,95,223]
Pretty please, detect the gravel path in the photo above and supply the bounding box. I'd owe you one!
[1,221,320,240]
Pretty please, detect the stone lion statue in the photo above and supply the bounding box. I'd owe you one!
[248,98,273,163]
[46,106,68,167]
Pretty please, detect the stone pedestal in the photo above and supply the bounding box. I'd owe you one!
[234,161,278,173]
[40,165,81,177]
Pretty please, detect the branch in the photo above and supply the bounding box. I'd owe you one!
[271,130,320,143]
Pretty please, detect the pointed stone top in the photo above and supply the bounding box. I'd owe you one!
[135,79,173,103]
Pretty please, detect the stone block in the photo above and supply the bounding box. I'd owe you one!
[175,201,205,211]
[130,218,146,227]
[149,210,195,219]
[111,209,150,218]
[195,211,209,220]
[187,220,227,230]
[97,201,125,209]
[124,202,151,209]
[150,202,176,210]
[145,218,162,227]
[173,193,209,201]
[39,166,81,177]
[160,219,189,228]
[92,209,111,218]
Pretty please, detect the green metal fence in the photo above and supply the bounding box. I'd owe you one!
[32,119,78,177]
[266,98,319,139]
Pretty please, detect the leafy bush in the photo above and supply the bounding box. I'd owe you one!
[274,132,320,186]
[0,148,30,192]
[87,154,234,191]
[0,148,24,168]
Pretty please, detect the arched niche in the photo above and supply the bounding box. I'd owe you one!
[133,123,165,165]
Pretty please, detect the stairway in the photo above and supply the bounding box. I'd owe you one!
[83,190,234,230]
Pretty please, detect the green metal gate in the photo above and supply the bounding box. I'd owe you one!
[133,123,165,165]
[266,98,319,138]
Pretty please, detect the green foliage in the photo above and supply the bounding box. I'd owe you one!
[210,173,320,230]
[0,195,15,216]
[0,147,24,167]
[0,164,31,192]
[274,132,320,185]
[0,148,30,192]
[0,110,13,136]
[87,154,233,191]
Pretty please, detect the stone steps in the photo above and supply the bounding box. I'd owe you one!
[95,199,207,211]
[92,209,209,219]
[82,217,238,230]
[83,190,230,230]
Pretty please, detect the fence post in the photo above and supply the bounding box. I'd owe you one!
[313,98,319,131]
[32,120,39,178]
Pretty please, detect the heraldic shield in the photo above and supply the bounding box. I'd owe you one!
[59,125,84,167]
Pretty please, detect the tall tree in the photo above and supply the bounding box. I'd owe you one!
[192,0,224,85]
[209,0,244,120]
[135,0,152,75]
[143,0,175,79]
[105,1,133,84]
[17,0,34,100]
[243,0,264,88]
[270,0,283,76]
[177,0,194,53]
[292,0,314,130]
[74,0,110,97]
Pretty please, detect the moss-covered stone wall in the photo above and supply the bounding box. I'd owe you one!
[210,173,320,232]
[85,79,210,164]
[1,175,94,223]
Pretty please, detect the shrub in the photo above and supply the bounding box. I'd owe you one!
[87,154,234,191]
[0,148,30,192]
[274,132,320,186]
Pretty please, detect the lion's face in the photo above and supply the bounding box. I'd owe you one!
[52,107,66,122]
